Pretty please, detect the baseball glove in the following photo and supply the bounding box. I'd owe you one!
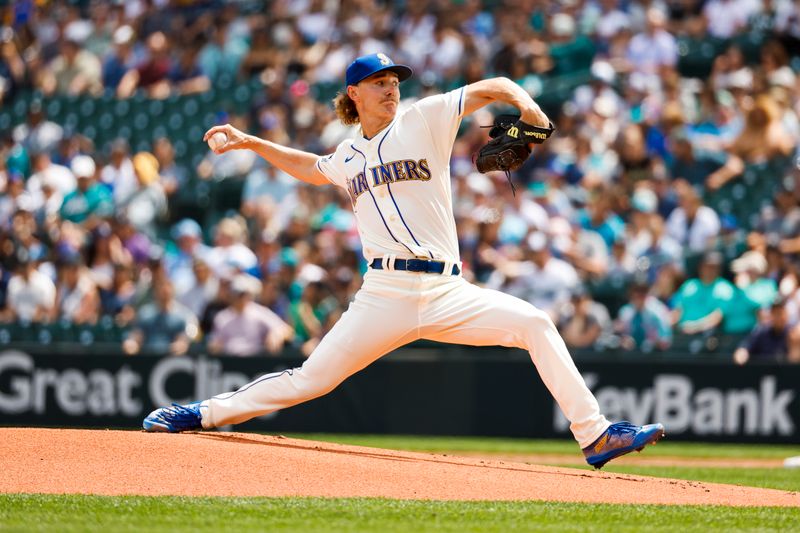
[475,114,555,194]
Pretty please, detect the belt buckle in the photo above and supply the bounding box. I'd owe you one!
[407,258,428,272]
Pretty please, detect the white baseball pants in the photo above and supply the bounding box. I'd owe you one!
[201,269,610,448]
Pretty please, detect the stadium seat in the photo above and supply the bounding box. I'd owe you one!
[0,111,11,130]
[183,96,200,117]
[167,111,185,132]
[588,275,630,317]
[62,110,79,131]
[52,320,76,343]
[113,99,131,118]
[549,36,595,77]
[46,97,63,121]
[732,32,765,63]
[313,81,340,103]
[718,333,747,354]
[36,324,55,345]
[12,91,31,121]
[670,332,709,356]
[173,139,188,158]
[215,73,234,92]
[78,98,96,120]
[148,99,165,117]
[0,324,12,345]
[677,36,727,78]
[132,111,150,131]
[74,324,96,346]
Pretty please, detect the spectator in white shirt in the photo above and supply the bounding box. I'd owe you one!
[397,2,436,71]
[26,151,76,199]
[594,0,632,43]
[666,180,721,253]
[167,218,211,296]
[100,139,137,206]
[425,19,465,81]
[626,8,678,77]
[0,172,25,227]
[704,0,761,39]
[176,257,219,320]
[2,249,56,322]
[208,274,294,357]
[53,253,99,324]
[206,216,257,278]
[123,278,199,356]
[12,102,63,155]
[486,232,580,319]
[571,60,625,118]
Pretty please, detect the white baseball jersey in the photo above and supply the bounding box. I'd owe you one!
[316,87,466,263]
[200,86,611,450]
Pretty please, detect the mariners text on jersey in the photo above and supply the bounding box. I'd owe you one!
[347,158,431,200]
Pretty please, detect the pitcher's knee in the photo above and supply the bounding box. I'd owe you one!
[527,307,556,331]
[511,307,558,350]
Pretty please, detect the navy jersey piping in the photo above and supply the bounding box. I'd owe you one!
[376,123,434,258]
[211,368,295,401]
[351,145,415,255]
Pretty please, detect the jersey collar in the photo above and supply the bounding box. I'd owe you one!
[354,117,396,148]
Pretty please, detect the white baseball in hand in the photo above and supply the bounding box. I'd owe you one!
[208,132,228,152]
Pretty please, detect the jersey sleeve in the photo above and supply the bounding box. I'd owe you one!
[315,140,350,188]
[412,86,466,164]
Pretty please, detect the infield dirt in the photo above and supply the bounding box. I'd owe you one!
[2,428,798,506]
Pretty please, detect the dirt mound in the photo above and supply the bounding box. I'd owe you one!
[457,452,787,469]
[2,428,798,506]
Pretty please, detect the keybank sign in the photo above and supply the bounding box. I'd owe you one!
[555,373,796,436]
[0,350,272,418]
[2,350,798,441]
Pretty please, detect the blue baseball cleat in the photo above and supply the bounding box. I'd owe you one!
[583,421,665,469]
[142,401,203,433]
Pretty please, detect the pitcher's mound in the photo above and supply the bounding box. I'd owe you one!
[2,428,798,506]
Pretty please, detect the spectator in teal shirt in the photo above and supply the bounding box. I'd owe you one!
[723,250,778,334]
[2,133,30,177]
[722,287,761,334]
[671,251,734,335]
[59,155,113,224]
[616,281,673,351]
[578,193,625,248]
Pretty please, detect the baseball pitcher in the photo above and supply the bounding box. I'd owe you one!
[144,53,664,469]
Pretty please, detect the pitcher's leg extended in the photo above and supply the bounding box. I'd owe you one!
[422,278,664,467]
[422,279,609,447]
[144,276,420,431]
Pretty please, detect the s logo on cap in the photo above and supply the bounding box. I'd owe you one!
[345,53,413,87]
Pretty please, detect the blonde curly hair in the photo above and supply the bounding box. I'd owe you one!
[333,91,360,125]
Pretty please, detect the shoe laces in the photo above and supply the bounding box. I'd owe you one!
[161,402,201,430]
[608,421,639,436]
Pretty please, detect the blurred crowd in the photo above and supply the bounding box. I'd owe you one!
[2,0,800,364]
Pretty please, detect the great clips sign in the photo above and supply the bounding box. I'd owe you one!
[0,349,798,443]
[0,350,278,423]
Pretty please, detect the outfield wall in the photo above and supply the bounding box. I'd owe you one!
[0,348,797,443]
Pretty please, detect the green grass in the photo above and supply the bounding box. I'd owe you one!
[287,433,800,460]
[3,436,798,531]
[1,494,798,533]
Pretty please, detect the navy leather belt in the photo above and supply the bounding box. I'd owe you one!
[370,258,461,276]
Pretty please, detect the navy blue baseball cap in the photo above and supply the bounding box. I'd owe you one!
[345,53,413,87]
